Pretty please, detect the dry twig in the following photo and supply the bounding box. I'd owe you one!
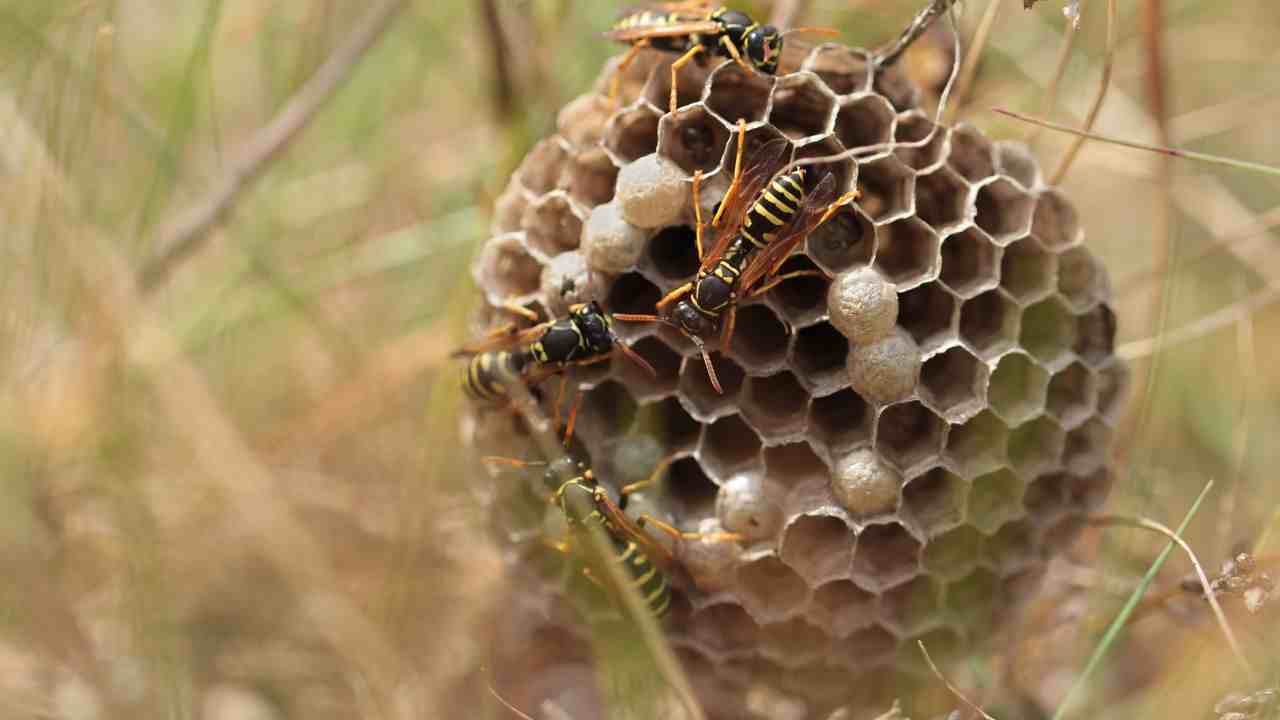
[918,641,998,720]
[1027,0,1086,145]
[944,0,1002,125]
[1116,285,1280,361]
[1049,0,1116,184]
[875,0,961,68]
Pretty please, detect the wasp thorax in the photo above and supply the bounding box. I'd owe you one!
[574,302,616,355]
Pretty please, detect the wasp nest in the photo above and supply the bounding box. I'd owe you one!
[469,43,1128,719]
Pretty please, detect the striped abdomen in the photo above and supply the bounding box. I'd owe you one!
[739,168,806,251]
[611,10,698,52]
[462,350,528,402]
[593,517,672,618]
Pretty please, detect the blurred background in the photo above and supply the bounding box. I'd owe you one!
[0,0,1277,718]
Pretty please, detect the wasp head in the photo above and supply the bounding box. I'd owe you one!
[668,300,718,340]
[745,25,783,75]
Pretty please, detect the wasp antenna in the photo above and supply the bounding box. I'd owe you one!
[612,313,663,324]
[694,340,723,394]
[617,340,659,378]
[482,456,545,469]
[782,26,840,38]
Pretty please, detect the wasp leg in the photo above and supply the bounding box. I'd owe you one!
[552,374,569,430]
[747,270,828,300]
[718,34,753,74]
[719,303,738,352]
[656,281,695,310]
[818,189,862,227]
[610,39,650,109]
[620,454,679,498]
[712,119,747,228]
[637,514,744,543]
[669,44,706,114]
[691,170,706,260]
[481,455,542,470]
[563,390,583,445]
[500,301,540,323]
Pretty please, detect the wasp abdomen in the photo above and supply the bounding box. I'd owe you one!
[463,350,529,402]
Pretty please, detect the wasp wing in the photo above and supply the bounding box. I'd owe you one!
[737,172,840,293]
[453,321,549,357]
[697,137,791,273]
[603,19,720,42]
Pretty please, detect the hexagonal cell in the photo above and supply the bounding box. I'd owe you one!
[875,401,947,475]
[974,178,1035,243]
[987,352,1049,425]
[643,224,699,283]
[1074,305,1117,369]
[1063,468,1113,514]
[643,54,714,112]
[834,94,895,151]
[522,191,584,260]
[922,525,984,581]
[856,156,915,223]
[982,519,1037,572]
[958,289,1019,360]
[741,371,810,442]
[763,442,828,491]
[994,142,1041,190]
[919,346,988,421]
[851,522,923,592]
[577,380,638,445]
[1095,361,1131,423]
[940,228,1000,299]
[701,414,764,478]
[808,388,872,457]
[736,554,811,622]
[722,304,787,373]
[836,625,898,672]
[562,147,619,207]
[875,217,940,288]
[517,137,570,194]
[946,568,1000,633]
[809,579,877,638]
[768,73,839,140]
[1046,362,1097,430]
[605,105,661,164]
[791,323,850,393]
[637,395,702,454]
[914,169,972,234]
[704,61,774,125]
[807,203,875,274]
[690,602,759,656]
[606,272,662,335]
[614,336,682,400]
[967,469,1026,535]
[761,618,832,667]
[803,45,872,96]
[657,105,732,175]
[947,124,996,183]
[716,471,783,540]
[1021,297,1078,368]
[491,184,528,235]
[1063,417,1110,475]
[897,282,956,352]
[1056,246,1106,311]
[880,576,943,637]
[794,134,856,196]
[1031,189,1082,250]
[893,112,948,172]
[677,353,746,421]
[903,467,967,537]
[944,410,1009,479]
[664,456,720,517]
[873,65,919,112]
[780,513,856,586]
[766,255,830,326]
[1007,416,1065,478]
[476,234,543,304]
[1000,236,1057,304]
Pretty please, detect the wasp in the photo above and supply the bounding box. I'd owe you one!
[616,120,860,392]
[458,301,655,438]
[604,3,837,113]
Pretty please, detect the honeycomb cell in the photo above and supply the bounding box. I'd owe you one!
[857,156,915,223]
[939,227,1000,299]
[644,224,700,283]
[560,91,611,147]
[847,329,921,406]
[1045,362,1097,430]
[690,603,759,655]
[836,625,898,672]
[737,554,811,622]
[803,45,872,96]
[902,467,967,537]
[616,153,690,229]
[974,178,1035,242]
[947,124,996,183]
[579,380,638,439]
[879,576,944,637]
[704,61,774,125]
[1063,417,1110,475]
[476,233,542,304]
[780,514,856,586]
[680,522,742,594]
[873,65,919,112]
[832,448,901,518]
[1007,416,1065,478]
[1021,297,1078,368]
[875,401,946,475]
[1031,189,1082,250]
[808,203,876,275]
[943,410,1007,480]
[994,142,1041,190]
[1095,361,1131,424]
[808,389,873,457]
[915,169,973,234]
[769,73,839,140]
[615,336,681,400]
[604,272,662,332]
[981,519,1037,573]
[766,255,831,327]
[517,137,571,194]
[701,414,764,478]
[491,184,529,235]
[874,217,940,287]
[945,569,1000,633]
[851,523,923,592]
[583,202,646,274]
[741,371,810,442]
[677,353,746,421]
[665,456,720,517]
[834,94,896,152]
[893,111,948,172]
[1057,245,1106,312]
[794,134,856,196]
[522,191,584,260]
[636,395,702,455]
[716,471,783,541]
[657,105,732,175]
[898,282,957,353]
[730,304,789,371]
[1063,468,1113,514]
[967,469,1026,535]
[827,266,897,344]
[643,55,713,112]
[540,250,609,318]
[922,525,984,581]
[809,580,877,638]
[1074,305,1117,369]
[605,106,662,165]
[919,346,988,421]
[987,352,1049,425]
[563,146,620,207]
[761,618,832,667]
[791,323,850,394]
[763,442,828,491]
[1000,236,1057,305]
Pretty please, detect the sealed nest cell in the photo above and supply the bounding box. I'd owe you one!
[464,40,1129,720]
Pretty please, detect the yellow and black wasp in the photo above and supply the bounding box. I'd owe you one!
[604,2,837,113]
[616,120,860,392]
[458,301,655,436]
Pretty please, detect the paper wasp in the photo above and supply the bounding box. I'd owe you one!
[604,2,837,113]
[616,120,860,392]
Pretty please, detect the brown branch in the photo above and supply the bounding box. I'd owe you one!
[1117,284,1280,360]
[480,0,519,121]
[139,0,410,293]
[875,0,961,68]
[1028,0,1087,145]
[944,0,1002,125]
[918,641,998,720]
[1050,0,1117,184]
